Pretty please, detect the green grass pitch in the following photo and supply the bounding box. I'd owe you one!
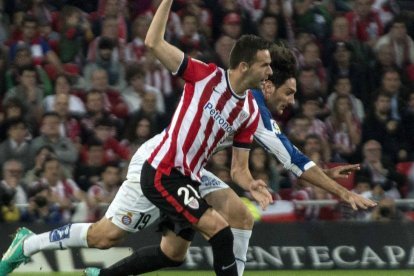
[11,270,414,276]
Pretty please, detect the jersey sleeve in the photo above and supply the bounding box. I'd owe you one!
[175,55,217,83]
[233,94,260,149]
[254,116,315,177]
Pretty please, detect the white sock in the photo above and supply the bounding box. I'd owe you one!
[231,228,252,276]
[23,223,91,256]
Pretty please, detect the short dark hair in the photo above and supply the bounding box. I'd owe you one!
[98,37,115,50]
[4,117,26,132]
[126,64,145,83]
[229,35,271,69]
[42,111,60,121]
[17,64,36,76]
[23,14,38,26]
[268,44,297,86]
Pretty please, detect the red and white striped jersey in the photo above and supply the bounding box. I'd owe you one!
[148,56,260,181]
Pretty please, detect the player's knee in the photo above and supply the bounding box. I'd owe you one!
[239,206,254,229]
[162,246,187,262]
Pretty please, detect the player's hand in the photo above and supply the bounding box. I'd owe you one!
[325,164,360,179]
[340,190,377,210]
[249,179,273,210]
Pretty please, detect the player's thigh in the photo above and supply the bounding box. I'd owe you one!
[201,170,253,229]
[160,229,191,262]
[205,187,253,230]
[105,180,160,232]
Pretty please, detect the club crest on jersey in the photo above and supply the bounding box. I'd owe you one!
[121,213,133,225]
[188,198,199,209]
[204,102,234,134]
[272,120,281,134]
[239,110,249,121]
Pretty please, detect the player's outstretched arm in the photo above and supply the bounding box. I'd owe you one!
[145,0,184,73]
[324,164,360,179]
[300,166,377,210]
[230,147,273,210]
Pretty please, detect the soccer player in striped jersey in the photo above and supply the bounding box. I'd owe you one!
[0,6,376,276]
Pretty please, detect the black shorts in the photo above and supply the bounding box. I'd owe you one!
[140,161,210,241]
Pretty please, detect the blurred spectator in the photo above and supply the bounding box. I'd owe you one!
[5,45,53,96]
[30,112,79,175]
[323,15,375,67]
[362,93,406,162]
[286,114,312,150]
[177,0,213,39]
[29,157,86,223]
[357,139,406,199]
[50,93,82,145]
[327,41,372,104]
[128,92,169,134]
[371,42,398,88]
[79,89,123,141]
[57,5,93,64]
[84,37,126,90]
[297,66,324,99]
[173,12,213,61]
[210,34,235,69]
[21,183,64,224]
[86,69,129,119]
[4,64,44,122]
[123,115,156,154]
[0,159,28,222]
[87,162,121,222]
[256,13,284,44]
[0,118,31,170]
[292,0,332,41]
[299,41,327,94]
[402,90,414,160]
[303,133,331,164]
[327,75,365,122]
[76,138,106,192]
[221,12,243,40]
[249,146,279,192]
[86,16,126,63]
[125,15,150,64]
[90,0,128,42]
[122,64,165,114]
[376,67,409,121]
[87,117,130,163]
[0,48,8,97]
[24,145,55,186]
[370,197,405,221]
[141,49,174,107]
[325,95,362,163]
[299,96,329,142]
[375,15,414,70]
[345,0,384,46]
[43,74,86,115]
[7,15,64,74]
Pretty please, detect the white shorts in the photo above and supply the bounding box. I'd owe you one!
[105,170,229,233]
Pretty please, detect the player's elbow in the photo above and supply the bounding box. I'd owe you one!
[144,35,158,51]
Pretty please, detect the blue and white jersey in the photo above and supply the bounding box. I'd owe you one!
[251,89,315,177]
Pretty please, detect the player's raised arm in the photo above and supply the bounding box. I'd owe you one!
[144,0,184,73]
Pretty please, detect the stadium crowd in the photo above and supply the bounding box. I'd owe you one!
[0,0,413,224]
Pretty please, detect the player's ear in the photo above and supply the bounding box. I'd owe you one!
[240,61,249,73]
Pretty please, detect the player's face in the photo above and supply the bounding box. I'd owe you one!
[247,50,273,89]
[265,78,296,115]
